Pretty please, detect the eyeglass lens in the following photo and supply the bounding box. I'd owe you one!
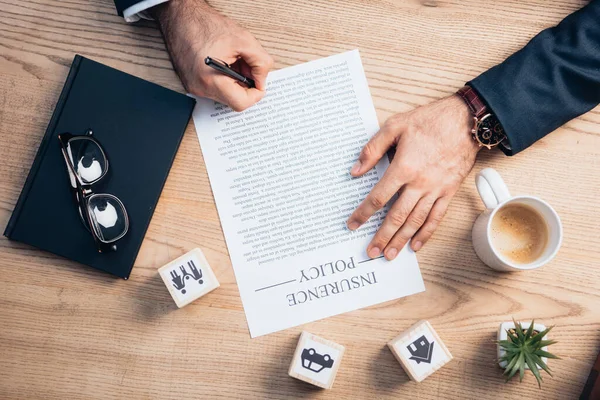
[65,137,107,184]
[88,194,128,243]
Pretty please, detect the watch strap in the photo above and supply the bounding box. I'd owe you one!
[457,85,487,119]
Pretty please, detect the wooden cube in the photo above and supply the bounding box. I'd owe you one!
[288,331,345,389]
[387,320,453,382]
[158,248,220,308]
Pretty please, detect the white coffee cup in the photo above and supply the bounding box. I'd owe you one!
[472,168,563,271]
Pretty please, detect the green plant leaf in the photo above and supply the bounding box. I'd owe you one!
[529,326,554,346]
[503,349,520,372]
[530,353,553,377]
[499,342,519,352]
[535,350,560,359]
[514,319,526,342]
[526,320,535,339]
[505,357,520,381]
[500,354,517,363]
[499,339,517,348]
[507,330,519,344]
[505,348,523,379]
[537,340,558,347]
[525,352,543,388]
[518,352,525,382]
[501,352,518,367]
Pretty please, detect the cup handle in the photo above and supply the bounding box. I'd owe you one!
[476,168,511,210]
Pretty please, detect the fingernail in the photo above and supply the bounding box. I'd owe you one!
[368,247,381,258]
[347,220,360,230]
[386,248,398,260]
[412,241,423,251]
[350,160,362,175]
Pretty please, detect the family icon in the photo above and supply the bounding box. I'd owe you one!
[158,248,220,308]
[169,260,204,294]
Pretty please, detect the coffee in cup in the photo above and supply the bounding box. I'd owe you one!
[490,203,549,264]
[472,168,562,272]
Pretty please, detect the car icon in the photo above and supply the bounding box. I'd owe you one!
[301,348,334,373]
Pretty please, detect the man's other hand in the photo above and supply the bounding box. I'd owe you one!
[346,95,481,260]
[152,0,274,111]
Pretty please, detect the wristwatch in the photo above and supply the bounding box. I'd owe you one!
[456,85,506,149]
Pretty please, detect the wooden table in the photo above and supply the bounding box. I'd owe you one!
[1,0,599,398]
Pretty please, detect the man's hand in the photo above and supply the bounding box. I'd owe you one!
[346,95,481,260]
[152,0,274,111]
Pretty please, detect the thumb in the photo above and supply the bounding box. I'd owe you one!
[351,122,401,177]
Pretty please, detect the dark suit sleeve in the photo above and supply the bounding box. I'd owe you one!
[468,0,600,155]
[113,0,145,16]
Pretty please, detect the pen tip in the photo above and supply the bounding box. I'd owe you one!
[204,57,211,65]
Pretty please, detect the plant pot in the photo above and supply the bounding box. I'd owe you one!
[497,321,548,370]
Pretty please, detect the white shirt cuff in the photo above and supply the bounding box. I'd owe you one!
[123,0,170,22]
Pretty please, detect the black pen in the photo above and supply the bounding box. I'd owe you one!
[204,56,256,89]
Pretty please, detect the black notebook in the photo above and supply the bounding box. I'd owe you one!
[580,350,600,399]
[4,55,196,279]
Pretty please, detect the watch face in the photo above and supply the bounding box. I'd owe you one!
[477,114,505,147]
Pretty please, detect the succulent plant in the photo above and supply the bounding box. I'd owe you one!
[498,320,559,388]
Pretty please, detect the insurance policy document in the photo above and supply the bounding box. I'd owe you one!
[192,50,424,337]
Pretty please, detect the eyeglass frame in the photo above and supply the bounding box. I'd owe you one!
[58,129,129,253]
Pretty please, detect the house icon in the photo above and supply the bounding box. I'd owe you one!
[407,335,435,364]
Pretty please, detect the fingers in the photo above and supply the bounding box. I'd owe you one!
[238,40,274,91]
[215,43,273,111]
[411,196,451,251]
[346,163,406,231]
[365,189,421,258]
[363,193,450,261]
[383,196,437,260]
[191,35,273,111]
[350,122,402,177]
[213,76,266,112]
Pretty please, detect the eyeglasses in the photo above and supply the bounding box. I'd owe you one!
[58,129,129,252]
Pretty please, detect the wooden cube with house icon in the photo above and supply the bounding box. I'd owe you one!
[288,331,345,389]
[387,320,453,382]
[158,248,220,308]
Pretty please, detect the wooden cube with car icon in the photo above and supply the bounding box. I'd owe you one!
[288,331,345,389]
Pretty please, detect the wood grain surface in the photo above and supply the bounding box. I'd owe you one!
[1,0,599,399]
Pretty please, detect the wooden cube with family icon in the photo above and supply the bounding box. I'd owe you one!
[388,320,453,382]
[158,248,220,308]
[288,331,345,389]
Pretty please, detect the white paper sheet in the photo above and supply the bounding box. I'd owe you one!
[192,50,425,337]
